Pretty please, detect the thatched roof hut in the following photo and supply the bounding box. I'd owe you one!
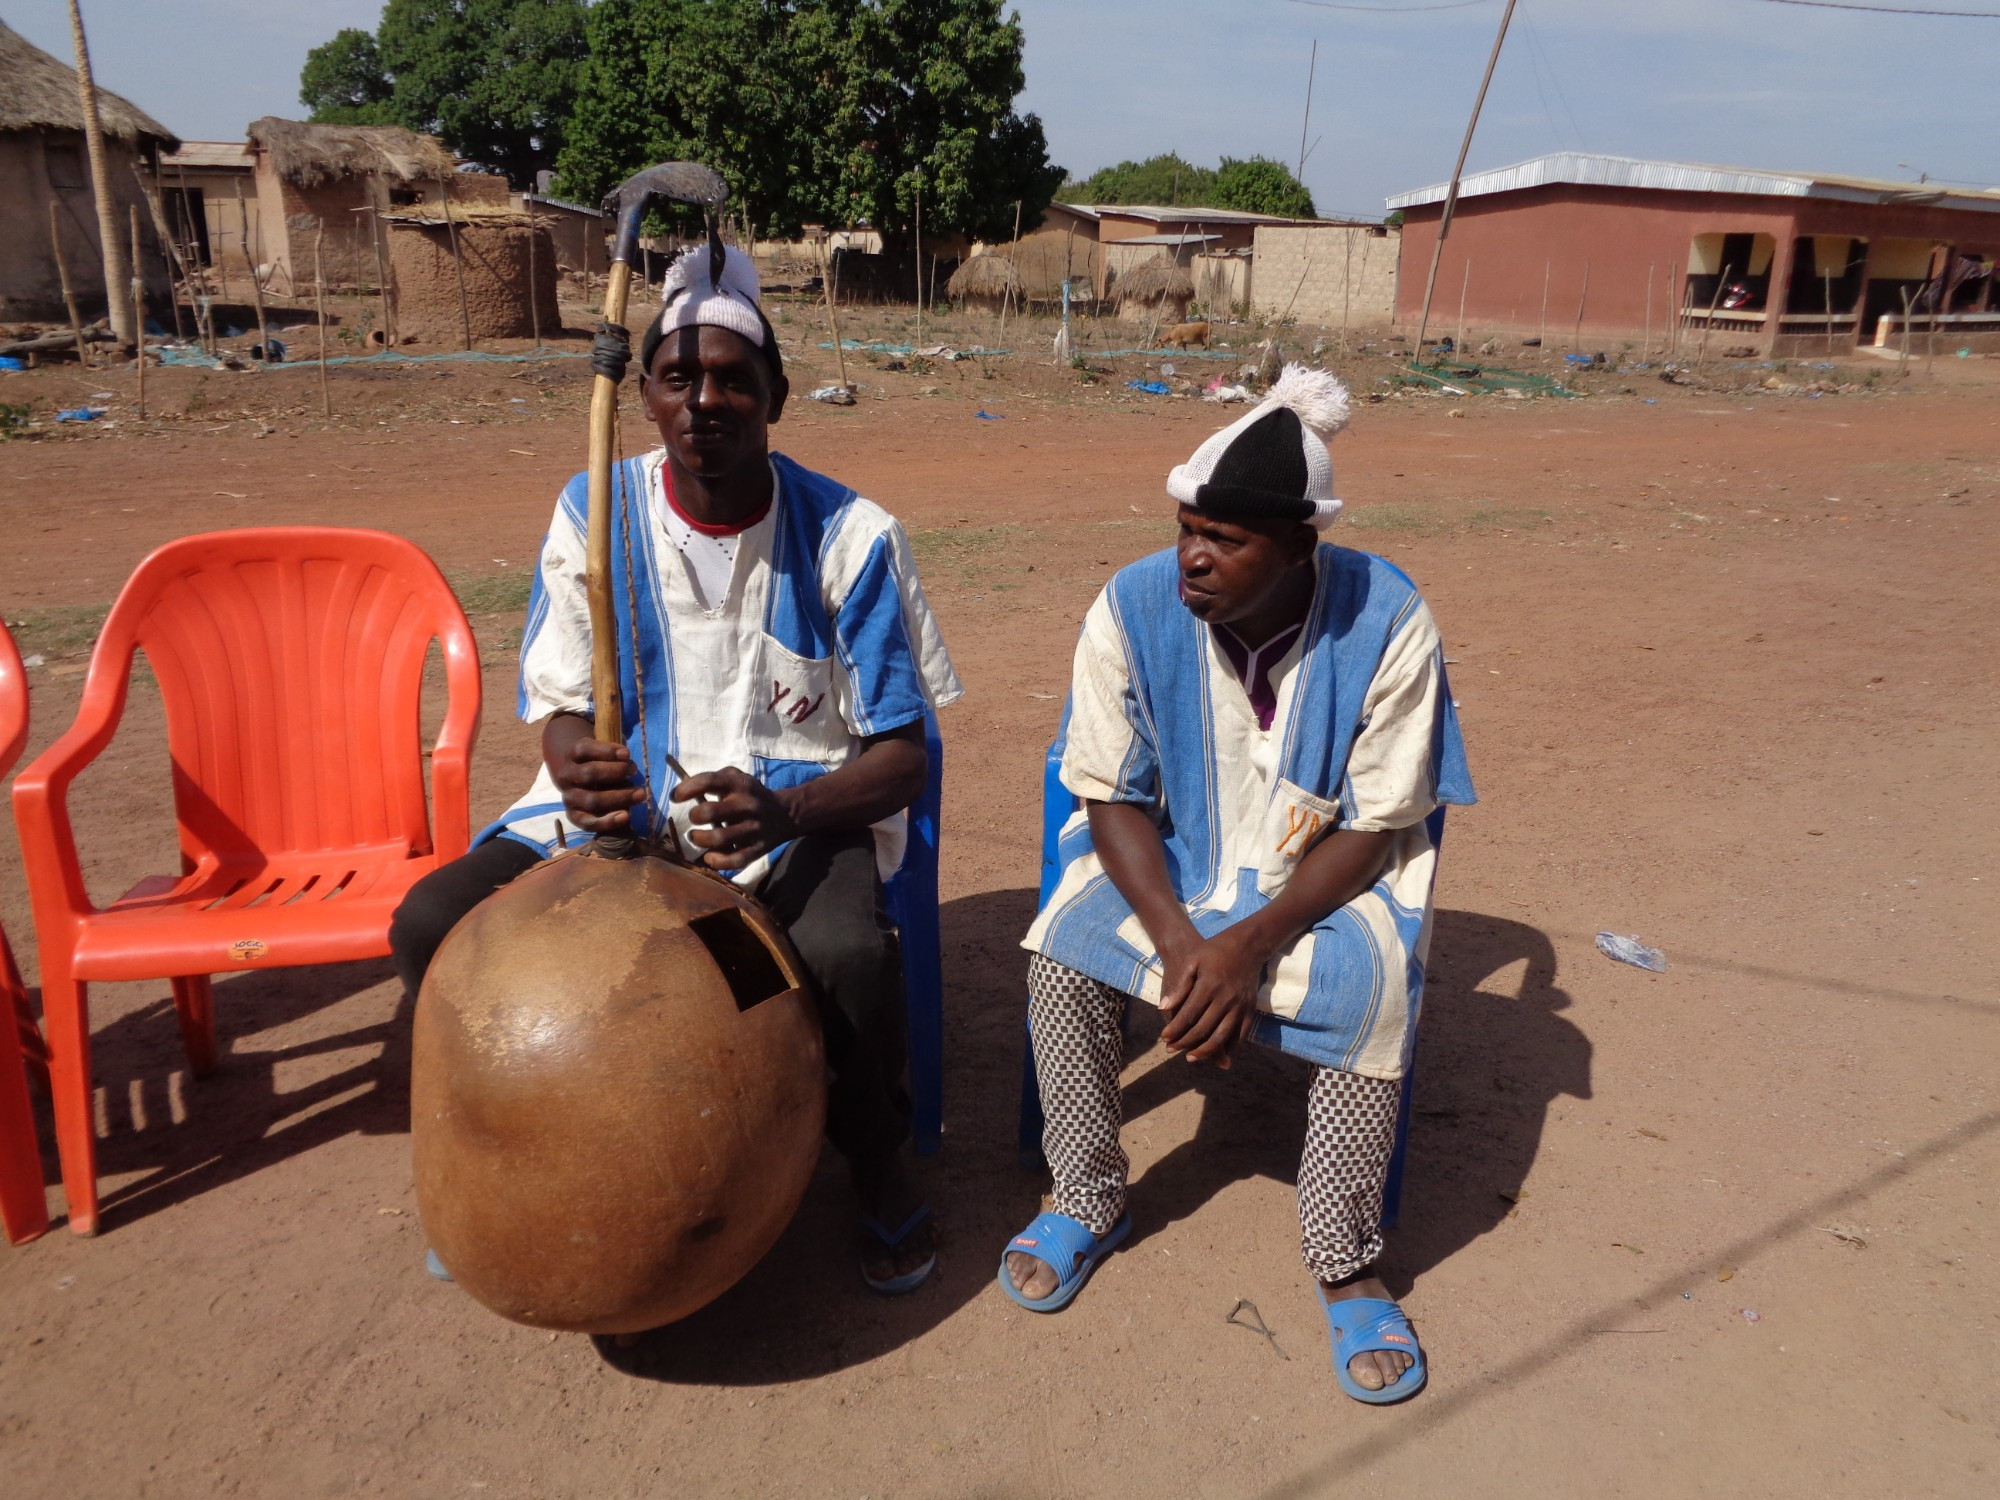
[246,117,456,187]
[1114,258,1196,307]
[0,19,177,145]
[1113,256,1197,326]
[947,252,1024,311]
[0,20,176,321]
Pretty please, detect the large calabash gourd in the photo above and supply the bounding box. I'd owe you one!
[411,846,826,1334]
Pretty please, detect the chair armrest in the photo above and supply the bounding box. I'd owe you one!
[11,650,137,926]
[428,611,484,861]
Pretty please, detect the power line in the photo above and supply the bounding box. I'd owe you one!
[1757,0,2000,16]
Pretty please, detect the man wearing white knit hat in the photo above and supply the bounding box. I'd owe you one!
[1004,367,1475,1404]
[392,243,962,1298]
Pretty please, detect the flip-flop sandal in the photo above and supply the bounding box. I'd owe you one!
[997,1210,1131,1312]
[860,1204,938,1295]
[1322,1295,1428,1405]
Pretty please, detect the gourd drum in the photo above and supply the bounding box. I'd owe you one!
[411,848,826,1334]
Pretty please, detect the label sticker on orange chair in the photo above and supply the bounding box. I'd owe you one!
[229,938,269,961]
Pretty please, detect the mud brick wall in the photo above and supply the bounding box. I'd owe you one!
[387,220,559,343]
[1252,226,1400,329]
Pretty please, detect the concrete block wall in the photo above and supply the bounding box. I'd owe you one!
[1252,225,1399,328]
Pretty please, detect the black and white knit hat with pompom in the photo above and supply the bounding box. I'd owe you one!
[1166,364,1351,529]
[641,242,782,377]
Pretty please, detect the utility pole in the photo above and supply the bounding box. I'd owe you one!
[1411,0,1517,358]
[1296,40,1318,184]
[66,0,134,345]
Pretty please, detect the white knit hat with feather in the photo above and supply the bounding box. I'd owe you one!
[1166,364,1351,529]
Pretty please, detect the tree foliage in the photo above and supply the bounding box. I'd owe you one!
[1058,152,1317,218]
[300,2,589,186]
[555,0,1063,243]
[298,28,398,126]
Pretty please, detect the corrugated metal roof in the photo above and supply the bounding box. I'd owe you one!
[159,140,251,171]
[1387,152,2000,215]
[1087,203,1325,226]
[1115,232,1223,246]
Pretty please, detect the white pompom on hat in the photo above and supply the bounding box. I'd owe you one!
[1166,364,1352,530]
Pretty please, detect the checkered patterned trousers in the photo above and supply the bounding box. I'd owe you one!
[1027,953,1403,1284]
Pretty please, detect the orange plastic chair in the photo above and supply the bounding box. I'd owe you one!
[1,620,52,1245]
[12,528,481,1235]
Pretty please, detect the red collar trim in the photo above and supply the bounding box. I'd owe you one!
[660,462,772,536]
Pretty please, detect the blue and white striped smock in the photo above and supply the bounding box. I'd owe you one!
[1023,544,1474,1078]
[478,448,963,889]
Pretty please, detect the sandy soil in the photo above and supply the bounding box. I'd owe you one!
[0,325,1995,1499]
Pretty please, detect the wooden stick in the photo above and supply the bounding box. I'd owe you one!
[129,204,144,418]
[314,222,331,417]
[585,242,638,746]
[48,202,91,368]
[1572,260,1590,349]
[236,179,269,360]
[1455,258,1470,351]
[1537,258,1550,349]
[1409,0,1518,355]
[436,175,474,351]
[1824,269,1836,359]
[368,207,394,346]
[817,234,851,390]
[1898,282,1914,375]
[1643,261,1654,359]
[912,173,925,352]
[525,208,542,348]
[1667,259,1679,356]
[1002,197,1023,332]
[69,0,133,345]
[1696,262,1731,373]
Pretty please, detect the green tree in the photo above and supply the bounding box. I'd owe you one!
[299,28,398,126]
[1057,153,1215,207]
[299,2,589,186]
[1058,152,1316,218]
[1213,157,1315,218]
[555,0,1063,243]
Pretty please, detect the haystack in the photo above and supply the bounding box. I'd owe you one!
[1114,257,1196,325]
[384,210,558,343]
[947,252,1024,312]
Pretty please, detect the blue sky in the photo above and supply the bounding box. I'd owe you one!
[9,0,1997,216]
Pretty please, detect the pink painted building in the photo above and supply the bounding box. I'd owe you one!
[1390,153,2000,356]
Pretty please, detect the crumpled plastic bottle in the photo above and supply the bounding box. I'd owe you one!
[1595,932,1666,972]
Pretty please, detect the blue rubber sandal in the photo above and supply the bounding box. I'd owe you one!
[861,1205,938,1295]
[1322,1296,1427,1405]
[997,1211,1131,1312]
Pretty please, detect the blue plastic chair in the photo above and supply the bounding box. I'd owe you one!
[1019,741,1442,1226]
[885,715,945,1155]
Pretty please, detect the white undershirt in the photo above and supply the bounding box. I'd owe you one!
[660,503,743,614]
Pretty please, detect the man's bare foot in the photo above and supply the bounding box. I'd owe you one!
[1321,1272,1417,1392]
[1004,1242,1077,1302]
[854,1154,936,1287]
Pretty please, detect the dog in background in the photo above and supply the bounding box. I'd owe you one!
[1161,320,1210,350]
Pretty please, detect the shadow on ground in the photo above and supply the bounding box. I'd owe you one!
[1014,904,1592,1296]
[20,892,1580,1379]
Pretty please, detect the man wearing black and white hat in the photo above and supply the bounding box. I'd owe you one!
[1004,367,1475,1403]
[392,244,962,1296]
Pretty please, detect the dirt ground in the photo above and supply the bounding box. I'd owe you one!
[0,313,1995,1499]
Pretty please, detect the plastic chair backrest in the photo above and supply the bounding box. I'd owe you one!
[84,528,479,866]
[0,620,23,777]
